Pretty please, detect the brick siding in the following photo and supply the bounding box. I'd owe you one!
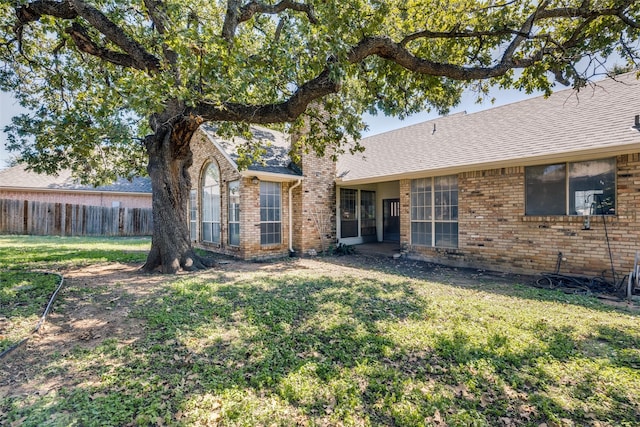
[189,131,322,260]
[292,149,337,255]
[404,154,640,278]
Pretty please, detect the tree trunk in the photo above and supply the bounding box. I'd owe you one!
[141,115,211,273]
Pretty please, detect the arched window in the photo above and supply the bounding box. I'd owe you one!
[201,162,221,243]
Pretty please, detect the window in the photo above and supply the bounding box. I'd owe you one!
[525,164,566,215]
[228,180,240,246]
[360,190,376,240]
[411,175,458,248]
[189,189,197,241]
[201,163,221,243]
[340,188,358,238]
[525,158,615,216]
[260,181,281,245]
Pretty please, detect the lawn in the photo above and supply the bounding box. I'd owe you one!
[1,236,639,426]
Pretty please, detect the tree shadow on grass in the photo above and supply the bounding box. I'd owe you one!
[321,253,640,316]
[2,265,640,426]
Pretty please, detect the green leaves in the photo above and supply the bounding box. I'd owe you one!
[0,0,638,183]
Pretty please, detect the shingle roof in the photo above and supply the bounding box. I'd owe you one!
[337,71,640,184]
[0,165,152,193]
[200,124,302,177]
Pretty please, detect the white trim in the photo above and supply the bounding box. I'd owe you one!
[336,187,365,245]
[289,179,302,253]
[240,170,303,182]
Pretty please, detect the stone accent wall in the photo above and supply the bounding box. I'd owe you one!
[0,190,151,209]
[406,155,640,279]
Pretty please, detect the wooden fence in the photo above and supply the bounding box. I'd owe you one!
[0,199,153,236]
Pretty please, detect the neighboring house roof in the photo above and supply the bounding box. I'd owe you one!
[0,164,152,194]
[337,71,640,184]
[199,124,302,179]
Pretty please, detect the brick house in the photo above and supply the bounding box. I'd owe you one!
[188,124,336,260]
[336,71,640,277]
[188,71,640,278]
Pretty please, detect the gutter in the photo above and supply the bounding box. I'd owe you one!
[240,170,303,183]
[288,178,302,255]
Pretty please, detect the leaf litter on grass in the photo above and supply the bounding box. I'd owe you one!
[1,253,639,426]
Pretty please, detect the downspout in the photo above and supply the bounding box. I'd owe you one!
[289,178,302,255]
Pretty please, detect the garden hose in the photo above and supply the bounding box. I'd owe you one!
[0,271,64,359]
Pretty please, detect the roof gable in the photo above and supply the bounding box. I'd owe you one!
[199,124,302,177]
[338,71,640,183]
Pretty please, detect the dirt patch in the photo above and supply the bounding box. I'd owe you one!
[0,262,169,397]
[1,254,636,399]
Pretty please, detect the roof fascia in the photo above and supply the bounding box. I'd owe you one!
[239,170,304,183]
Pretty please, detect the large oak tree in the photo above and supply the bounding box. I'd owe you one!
[1,0,638,272]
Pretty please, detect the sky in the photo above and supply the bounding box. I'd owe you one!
[0,91,24,168]
[0,85,544,170]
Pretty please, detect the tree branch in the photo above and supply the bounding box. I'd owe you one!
[350,1,637,81]
[16,0,77,26]
[195,0,639,124]
[239,0,318,24]
[618,11,640,28]
[64,23,147,70]
[143,0,180,76]
[222,0,317,42]
[193,67,338,122]
[500,0,548,67]
[68,0,160,72]
[400,28,525,47]
[15,0,161,72]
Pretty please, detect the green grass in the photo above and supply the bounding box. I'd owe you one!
[0,271,61,353]
[0,235,149,354]
[1,237,639,426]
[0,235,150,270]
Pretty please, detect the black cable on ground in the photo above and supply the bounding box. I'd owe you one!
[534,272,618,295]
[0,271,64,359]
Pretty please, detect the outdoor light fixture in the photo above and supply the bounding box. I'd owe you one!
[252,176,259,184]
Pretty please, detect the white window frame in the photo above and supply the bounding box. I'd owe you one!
[201,162,221,244]
[189,189,197,241]
[410,175,458,249]
[228,180,240,246]
[260,181,281,245]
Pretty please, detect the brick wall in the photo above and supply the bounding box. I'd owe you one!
[292,149,336,255]
[189,129,243,258]
[405,155,640,279]
[189,128,293,260]
[239,177,292,260]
